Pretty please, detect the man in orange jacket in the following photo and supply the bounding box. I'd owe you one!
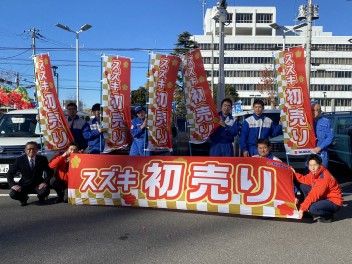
[49,142,78,203]
[294,154,343,223]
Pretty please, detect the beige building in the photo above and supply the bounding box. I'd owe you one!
[193,6,352,112]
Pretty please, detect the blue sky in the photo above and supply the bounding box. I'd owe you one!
[0,0,351,109]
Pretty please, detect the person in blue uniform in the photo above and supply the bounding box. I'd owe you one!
[240,99,282,157]
[82,103,107,154]
[66,102,88,152]
[130,106,149,156]
[311,103,334,168]
[209,98,239,156]
[252,138,281,161]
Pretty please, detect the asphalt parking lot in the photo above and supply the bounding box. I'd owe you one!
[0,178,351,264]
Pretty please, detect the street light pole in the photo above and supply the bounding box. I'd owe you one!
[75,32,79,110]
[270,22,307,51]
[323,91,326,112]
[51,65,59,100]
[55,23,92,111]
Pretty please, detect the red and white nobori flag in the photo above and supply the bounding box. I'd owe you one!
[182,49,220,144]
[147,53,181,151]
[34,54,74,150]
[102,55,132,152]
[274,46,316,155]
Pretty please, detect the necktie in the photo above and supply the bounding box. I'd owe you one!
[30,159,35,172]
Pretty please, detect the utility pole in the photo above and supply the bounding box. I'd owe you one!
[213,0,228,110]
[25,28,40,57]
[297,1,319,93]
[25,28,40,100]
[305,0,313,92]
[16,72,20,87]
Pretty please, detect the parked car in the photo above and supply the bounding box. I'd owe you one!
[0,108,90,184]
[323,111,352,175]
[175,116,211,156]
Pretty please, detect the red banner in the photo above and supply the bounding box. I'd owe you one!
[34,54,74,150]
[102,56,132,152]
[147,54,181,151]
[182,49,220,144]
[275,47,316,155]
[68,154,299,219]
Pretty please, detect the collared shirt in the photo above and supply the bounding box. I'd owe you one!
[27,157,36,164]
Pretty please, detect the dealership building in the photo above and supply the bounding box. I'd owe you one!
[193,6,352,111]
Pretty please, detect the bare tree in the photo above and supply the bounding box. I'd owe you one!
[257,66,277,109]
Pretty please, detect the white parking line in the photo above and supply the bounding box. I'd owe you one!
[0,194,57,197]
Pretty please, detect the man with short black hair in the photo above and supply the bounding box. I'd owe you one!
[67,102,88,152]
[294,154,342,223]
[240,99,282,157]
[7,141,53,206]
[130,105,149,156]
[49,142,78,203]
[252,138,281,161]
[311,103,333,168]
[209,98,239,156]
[83,103,108,154]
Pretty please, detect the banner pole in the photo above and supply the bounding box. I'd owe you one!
[273,52,290,165]
[144,51,152,156]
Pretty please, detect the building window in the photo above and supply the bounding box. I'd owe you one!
[256,13,273,23]
[227,13,233,23]
[236,13,253,23]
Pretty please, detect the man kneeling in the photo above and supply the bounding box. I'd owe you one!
[7,141,53,206]
[49,142,78,203]
[294,154,343,223]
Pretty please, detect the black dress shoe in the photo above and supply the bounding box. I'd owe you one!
[54,197,63,204]
[37,195,46,204]
[317,216,333,223]
[20,196,29,206]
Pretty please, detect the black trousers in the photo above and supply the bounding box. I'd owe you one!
[9,184,50,202]
[50,177,68,202]
[300,184,340,218]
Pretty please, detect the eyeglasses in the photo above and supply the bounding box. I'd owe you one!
[26,148,38,151]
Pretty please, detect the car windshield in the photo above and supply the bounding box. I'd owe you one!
[0,114,39,137]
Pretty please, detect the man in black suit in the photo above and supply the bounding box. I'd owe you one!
[7,141,53,206]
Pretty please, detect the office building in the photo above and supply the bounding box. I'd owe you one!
[193,6,352,111]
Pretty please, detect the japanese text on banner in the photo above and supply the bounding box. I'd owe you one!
[275,47,315,155]
[34,54,73,150]
[182,49,220,144]
[102,55,132,152]
[147,54,181,151]
[68,155,298,219]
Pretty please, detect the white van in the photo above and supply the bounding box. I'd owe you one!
[0,108,90,183]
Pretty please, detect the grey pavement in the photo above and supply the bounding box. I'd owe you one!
[0,183,351,264]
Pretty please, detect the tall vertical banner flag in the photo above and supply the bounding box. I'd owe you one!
[182,49,220,144]
[102,55,132,152]
[147,54,181,151]
[274,47,316,155]
[33,54,74,150]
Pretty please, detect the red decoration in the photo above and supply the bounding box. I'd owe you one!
[122,193,136,205]
[0,87,34,109]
